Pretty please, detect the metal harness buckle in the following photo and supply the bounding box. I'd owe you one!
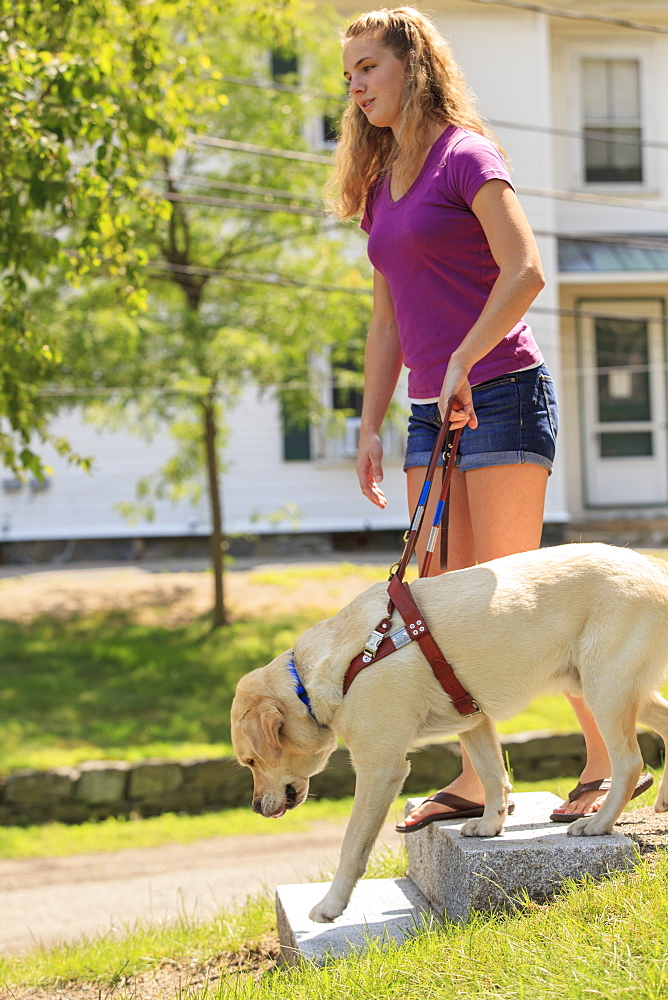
[362,629,385,663]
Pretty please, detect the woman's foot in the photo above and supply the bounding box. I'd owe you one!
[550,773,653,822]
[397,773,485,831]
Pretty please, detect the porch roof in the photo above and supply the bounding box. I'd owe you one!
[558,235,668,273]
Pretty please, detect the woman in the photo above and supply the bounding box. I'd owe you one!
[328,5,643,828]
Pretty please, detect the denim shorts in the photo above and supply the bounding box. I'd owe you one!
[404,363,558,473]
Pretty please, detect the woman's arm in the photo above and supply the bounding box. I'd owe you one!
[440,178,545,428]
[357,268,404,508]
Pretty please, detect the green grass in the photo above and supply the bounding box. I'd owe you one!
[249,855,668,1000]
[1,823,667,997]
[0,554,664,773]
[0,609,315,774]
[0,600,632,774]
[0,795,356,858]
[0,890,277,990]
[248,562,398,588]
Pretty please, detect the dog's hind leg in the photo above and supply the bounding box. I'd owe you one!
[458,716,512,838]
[568,690,643,837]
[308,752,411,923]
[638,692,668,813]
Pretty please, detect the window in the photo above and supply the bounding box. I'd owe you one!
[321,109,339,145]
[271,48,298,81]
[594,316,652,458]
[582,58,643,183]
[282,415,311,461]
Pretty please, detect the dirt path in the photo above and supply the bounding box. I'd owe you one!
[0,555,390,626]
[0,818,404,954]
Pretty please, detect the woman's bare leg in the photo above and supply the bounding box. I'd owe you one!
[398,463,548,828]
[550,695,612,817]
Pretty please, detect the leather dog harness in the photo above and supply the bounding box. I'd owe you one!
[342,396,481,718]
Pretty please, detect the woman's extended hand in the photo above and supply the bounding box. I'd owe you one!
[356,432,387,508]
[438,361,478,430]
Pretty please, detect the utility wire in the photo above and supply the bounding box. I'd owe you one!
[153,172,324,205]
[163,190,326,217]
[517,185,668,215]
[492,118,668,153]
[149,260,360,295]
[37,355,668,400]
[217,77,668,156]
[459,0,668,33]
[184,135,668,214]
[187,133,333,166]
[532,231,668,250]
[160,179,668,216]
[149,261,668,327]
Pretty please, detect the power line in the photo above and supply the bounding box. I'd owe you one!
[459,0,668,33]
[150,260,668,327]
[215,75,668,158]
[164,189,326,218]
[149,260,361,295]
[533,231,668,250]
[162,179,668,217]
[175,135,668,215]
[492,118,668,153]
[517,185,668,215]
[153,172,323,205]
[220,73,337,102]
[37,356,668,400]
[187,133,332,166]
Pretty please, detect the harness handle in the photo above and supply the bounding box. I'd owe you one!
[344,392,481,716]
[391,394,464,583]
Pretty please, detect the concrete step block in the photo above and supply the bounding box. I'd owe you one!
[276,877,435,966]
[405,791,639,923]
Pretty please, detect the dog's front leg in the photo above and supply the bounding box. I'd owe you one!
[309,756,410,923]
[458,717,512,838]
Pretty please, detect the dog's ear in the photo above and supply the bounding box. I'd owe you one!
[246,700,285,768]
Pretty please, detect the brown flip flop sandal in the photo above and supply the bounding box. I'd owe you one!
[396,791,515,834]
[550,772,653,823]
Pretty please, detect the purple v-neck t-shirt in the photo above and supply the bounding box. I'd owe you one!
[360,125,541,400]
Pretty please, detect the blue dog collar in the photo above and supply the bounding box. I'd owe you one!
[287,653,317,721]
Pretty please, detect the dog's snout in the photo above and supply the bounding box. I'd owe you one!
[286,784,297,808]
[252,797,264,814]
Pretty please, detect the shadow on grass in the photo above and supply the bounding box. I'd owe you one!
[0,608,318,771]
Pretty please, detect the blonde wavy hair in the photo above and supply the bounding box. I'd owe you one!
[326,6,504,220]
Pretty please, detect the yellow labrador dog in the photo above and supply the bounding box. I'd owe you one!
[231,543,668,922]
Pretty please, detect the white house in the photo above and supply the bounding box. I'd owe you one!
[5,0,668,554]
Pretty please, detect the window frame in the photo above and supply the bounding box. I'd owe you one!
[559,42,654,195]
[581,56,643,186]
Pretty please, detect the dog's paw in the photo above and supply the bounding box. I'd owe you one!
[309,898,342,923]
[653,796,668,814]
[566,816,614,837]
[461,816,504,838]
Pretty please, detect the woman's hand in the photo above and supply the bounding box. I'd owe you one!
[356,432,387,508]
[438,360,478,430]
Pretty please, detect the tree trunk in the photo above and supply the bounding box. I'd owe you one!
[203,394,227,627]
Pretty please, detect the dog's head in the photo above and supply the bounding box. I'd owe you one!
[231,653,337,819]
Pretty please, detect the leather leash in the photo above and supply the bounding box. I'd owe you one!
[343,395,481,717]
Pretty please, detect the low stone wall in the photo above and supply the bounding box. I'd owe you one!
[0,730,663,826]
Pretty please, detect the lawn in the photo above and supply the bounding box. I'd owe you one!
[1,839,667,998]
[0,555,665,773]
[1,557,667,998]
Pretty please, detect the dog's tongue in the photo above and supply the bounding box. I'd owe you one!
[271,805,288,819]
